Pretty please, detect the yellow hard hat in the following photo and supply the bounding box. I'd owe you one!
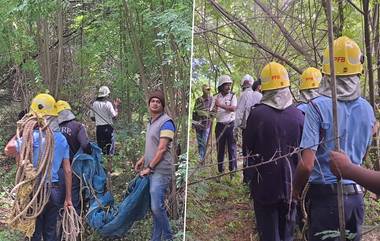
[260,62,290,91]
[30,93,58,117]
[56,100,71,113]
[322,36,363,76]
[300,67,322,90]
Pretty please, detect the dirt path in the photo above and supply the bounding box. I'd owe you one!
[186,162,257,241]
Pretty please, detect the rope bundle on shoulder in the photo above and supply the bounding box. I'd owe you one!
[7,113,54,238]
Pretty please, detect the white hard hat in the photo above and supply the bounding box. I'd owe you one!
[240,74,254,87]
[98,86,110,97]
[217,75,233,88]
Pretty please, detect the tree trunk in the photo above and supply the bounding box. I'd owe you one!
[363,0,375,108]
[374,3,380,98]
[123,1,149,97]
[55,1,64,98]
[335,0,344,38]
[42,19,52,90]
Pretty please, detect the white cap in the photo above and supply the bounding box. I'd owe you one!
[240,74,254,87]
[98,86,110,97]
[217,75,233,88]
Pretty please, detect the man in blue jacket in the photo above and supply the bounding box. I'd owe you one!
[244,62,304,241]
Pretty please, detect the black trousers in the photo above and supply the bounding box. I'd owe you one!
[254,200,297,241]
[308,185,364,241]
[215,122,237,173]
[96,124,114,155]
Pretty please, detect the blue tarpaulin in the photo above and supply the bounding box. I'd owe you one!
[72,143,150,237]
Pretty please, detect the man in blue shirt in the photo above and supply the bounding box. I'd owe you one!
[134,90,176,241]
[244,62,304,241]
[5,93,72,241]
[293,36,376,241]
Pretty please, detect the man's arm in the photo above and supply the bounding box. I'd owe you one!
[62,159,73,207]
[135,155,145,172]
[292,101,321,200]
[216,99,237,112]
[4,135,20,165]
[235,94,246,128]
[293,149,316,199]
[109,99,120,119]
[4,136,17,157]
[140,138,170,176]
[330,151,380,195]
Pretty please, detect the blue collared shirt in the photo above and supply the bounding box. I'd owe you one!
[17,130,70,182]
[297,102,308,114]
[300,96,375,184]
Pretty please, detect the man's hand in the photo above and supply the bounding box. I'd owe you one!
[4,136,17,157]
[113,98,122,107]
[292,188,301,202]
[329,151,352,178]
[64,198,73,208]
[139,168,152,176]
[134,159,144,172]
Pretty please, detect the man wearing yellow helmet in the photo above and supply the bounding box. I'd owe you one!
[5,93,73,241]
[293,36,376,241]
[56,100,91,217]
[297,67,322,114]
[244,62,304,241]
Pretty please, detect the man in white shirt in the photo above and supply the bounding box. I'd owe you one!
[90,85,121,155]
[211,75,238,173]
[235,75,262,183]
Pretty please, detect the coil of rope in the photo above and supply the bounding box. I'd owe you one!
[7,113,54,238]
[301,182,310,241]
[61,206,82,241]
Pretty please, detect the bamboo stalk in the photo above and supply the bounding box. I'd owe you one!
[325,1,345,240]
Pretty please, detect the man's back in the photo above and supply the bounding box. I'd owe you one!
[60,120,91,159]
[17,130,70,183]
[245,104,304,204]
[236,88,262,129]
[301,96,375,184]
[92,100,116,126]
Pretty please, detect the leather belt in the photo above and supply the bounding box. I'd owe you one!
[309,183,363,196]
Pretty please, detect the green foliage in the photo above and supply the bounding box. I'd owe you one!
[0,0,191,240]
[192,0,374,98]
[0,229,23,241]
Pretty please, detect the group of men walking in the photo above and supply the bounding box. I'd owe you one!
[193,36,377,241]
[4,87,175,241]
[192,72,262,181]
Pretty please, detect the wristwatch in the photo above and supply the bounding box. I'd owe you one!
[147,164,155,171]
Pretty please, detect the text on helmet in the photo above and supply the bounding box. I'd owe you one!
[334,57,345,62]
